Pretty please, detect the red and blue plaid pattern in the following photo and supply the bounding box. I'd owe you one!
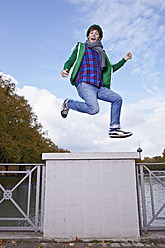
[75,44,103,87]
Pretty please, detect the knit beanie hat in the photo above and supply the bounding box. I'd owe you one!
[86,24,103,39]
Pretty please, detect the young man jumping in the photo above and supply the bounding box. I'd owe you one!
[61,24,132,138]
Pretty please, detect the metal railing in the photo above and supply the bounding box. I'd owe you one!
[0,164,45,232]
[136,163,165,231]
[1,162,164,233]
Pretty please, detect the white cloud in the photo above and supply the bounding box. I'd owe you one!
[129,94,165,111]
[17,85,165,159]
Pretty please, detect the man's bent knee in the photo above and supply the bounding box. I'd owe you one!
[116,95,123,104]
[88,105,99,115]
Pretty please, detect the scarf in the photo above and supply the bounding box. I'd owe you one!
[85,39,107,70]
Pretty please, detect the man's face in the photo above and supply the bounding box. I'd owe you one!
[88,29,100,43]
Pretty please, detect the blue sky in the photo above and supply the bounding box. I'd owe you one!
[1,0,165,158]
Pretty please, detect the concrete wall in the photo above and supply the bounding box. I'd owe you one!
[42,152,139,240]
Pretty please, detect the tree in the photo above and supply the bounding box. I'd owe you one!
[0,74,68,163]
[140,150,165,170]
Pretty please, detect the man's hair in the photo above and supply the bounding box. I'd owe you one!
[88,25,101,37]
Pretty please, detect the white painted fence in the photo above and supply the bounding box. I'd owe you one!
[42,152,139,240]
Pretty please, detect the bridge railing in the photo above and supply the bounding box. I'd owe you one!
[0,163,45,232]
[136,163,165,232]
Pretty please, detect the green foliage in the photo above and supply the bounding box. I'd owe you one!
[0,74,68,163]
[138,149,165,170]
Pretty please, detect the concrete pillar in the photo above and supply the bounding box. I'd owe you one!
[42,152,139,240]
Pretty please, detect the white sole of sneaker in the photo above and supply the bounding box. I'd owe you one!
[109,133,133,138]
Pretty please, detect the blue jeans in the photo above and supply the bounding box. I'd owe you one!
[67,82,122,129]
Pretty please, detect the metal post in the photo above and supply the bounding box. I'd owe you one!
[34,166,41,232]
[149,171,155,218]
[40,165,46,232]
[140,165,148,231]
[135,165,142,234]
[27,171,32,218]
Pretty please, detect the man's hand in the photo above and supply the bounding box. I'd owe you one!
[124,52,132,61]
[61,69,69,77]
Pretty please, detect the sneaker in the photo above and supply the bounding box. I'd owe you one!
[61,99,69,118]
[109,129,132,138]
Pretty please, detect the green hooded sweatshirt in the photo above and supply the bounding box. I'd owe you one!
[63,42,126,89]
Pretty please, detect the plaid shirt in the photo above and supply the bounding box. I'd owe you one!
[75,44,103,87]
